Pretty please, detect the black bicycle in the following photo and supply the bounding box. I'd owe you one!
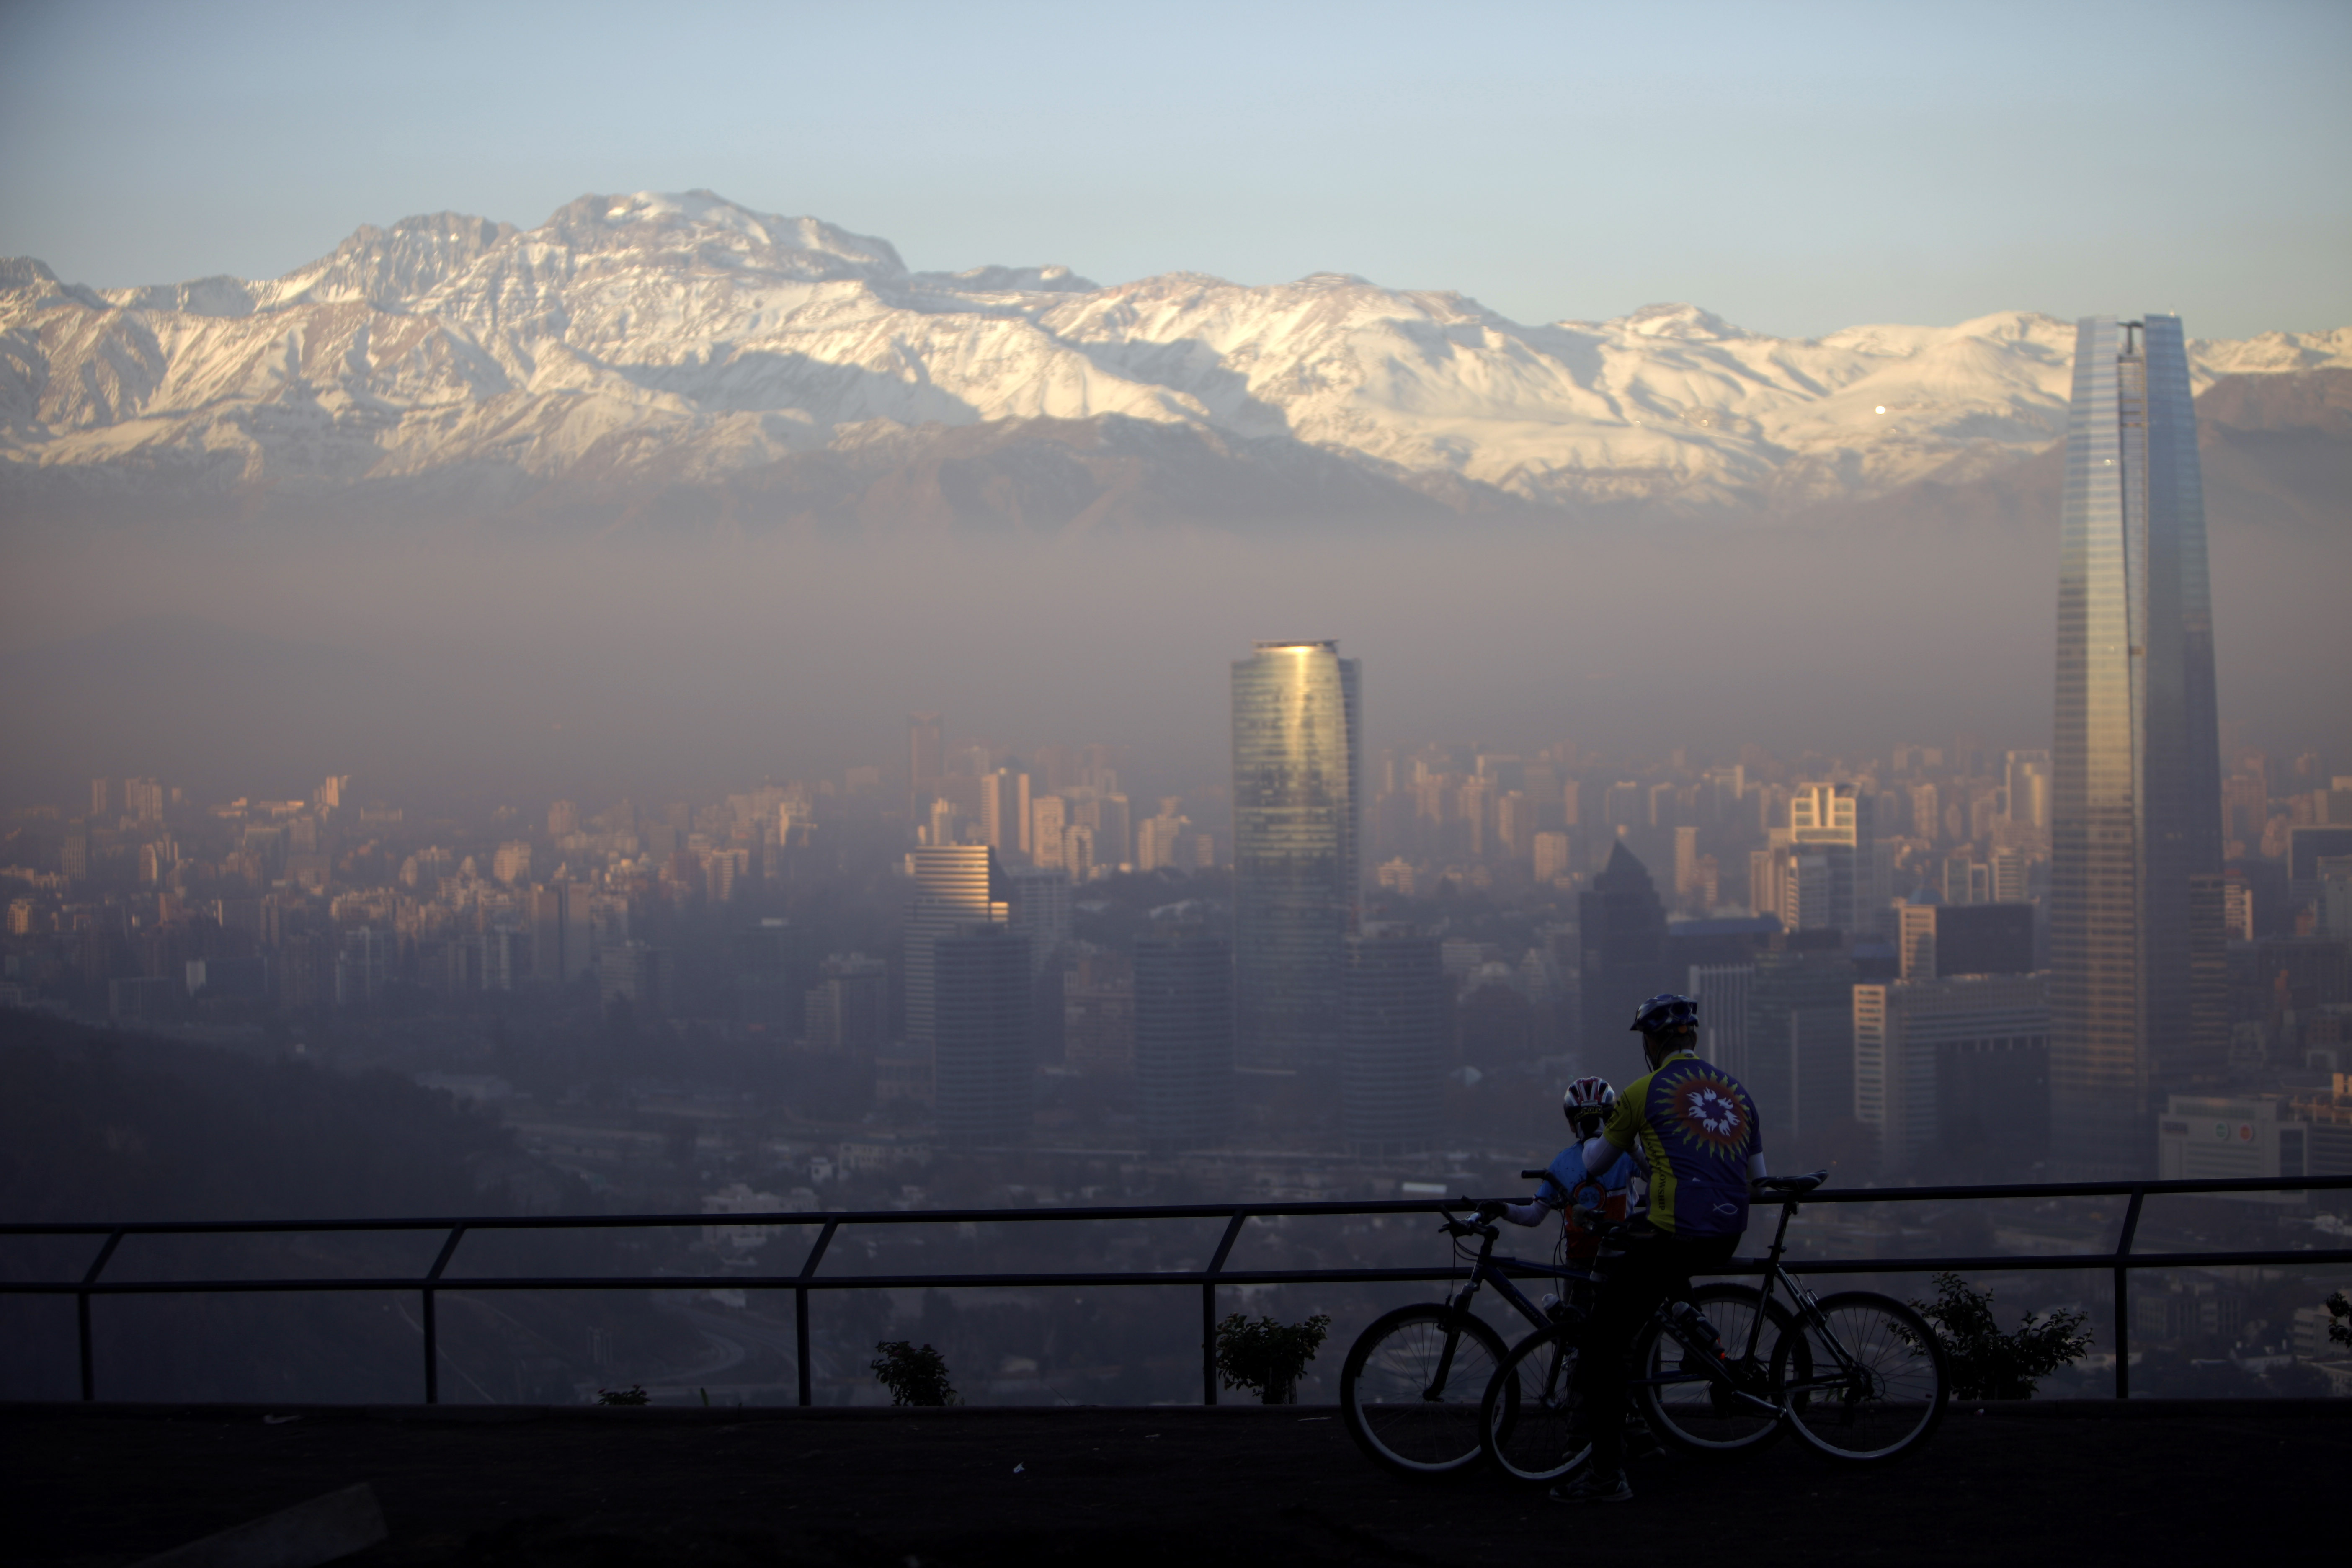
[1477,1171,1949,1484]
[1337,1191,1601,1479]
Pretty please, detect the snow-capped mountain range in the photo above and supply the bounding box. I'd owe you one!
[5,189,2347,523]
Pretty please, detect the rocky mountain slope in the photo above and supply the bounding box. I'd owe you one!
[5,189,2347,527]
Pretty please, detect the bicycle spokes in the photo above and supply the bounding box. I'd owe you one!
[1774,1292,1947,1461]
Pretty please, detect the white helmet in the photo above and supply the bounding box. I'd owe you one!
[1562,1076,1616,1129]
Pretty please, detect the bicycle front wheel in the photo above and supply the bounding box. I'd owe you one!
[1772,1290,1947,1462]
[1478,1320,1590,1485]
[1633,1283,1795,1456]
[1339,1305,1511,1478]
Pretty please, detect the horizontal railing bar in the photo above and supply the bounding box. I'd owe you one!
[1710,1247,2352,1275]
[3,1171,2347,1239]
[6,1246,2349,1296]
[2,1269,1467,1295]
[0,1200,1453,1237]
[1775,1174,2352,1204]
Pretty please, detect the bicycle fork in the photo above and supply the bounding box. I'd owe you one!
[1423,1233,1496,1400]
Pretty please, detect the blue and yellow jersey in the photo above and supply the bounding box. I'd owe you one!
[1599,1051,1761,1239]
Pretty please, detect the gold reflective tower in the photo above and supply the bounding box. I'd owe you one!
[1232,640,1361,1068]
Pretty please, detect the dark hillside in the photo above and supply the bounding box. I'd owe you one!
[0,1011,526,1224]
[0,1013,703,1405]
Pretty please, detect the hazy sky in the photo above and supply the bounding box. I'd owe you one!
[5,504,2344,809]
[2,0,2345,340]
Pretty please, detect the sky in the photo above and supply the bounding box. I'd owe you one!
[2,0,2347,341]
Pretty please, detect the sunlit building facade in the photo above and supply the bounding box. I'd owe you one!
[903,844,1011,1054]
[1788,782,1880,936]
[2050,314,2226,1178]
[1232,640,1362,1068]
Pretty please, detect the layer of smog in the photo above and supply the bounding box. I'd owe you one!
[4,499,2346,808]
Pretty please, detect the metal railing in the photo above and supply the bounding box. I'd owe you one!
[5,1173,2348,1406]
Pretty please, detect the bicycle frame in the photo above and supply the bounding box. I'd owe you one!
[1635,1186,1877,1414]
[1416,1217,1598,1400]
[1442,1220,1599,1329]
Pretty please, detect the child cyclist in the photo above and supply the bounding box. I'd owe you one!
[1477,1075,1662,1457]
[1478,1077,1641,1278]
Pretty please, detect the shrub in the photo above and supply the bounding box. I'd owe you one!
[1911,1273,2092,1400]
[1214,1312,1333,1405]
[871,1340,958,1406]
[2327,1291,2352,1350]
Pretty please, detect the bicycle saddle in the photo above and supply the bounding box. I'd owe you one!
[1753,1170,1829,1196]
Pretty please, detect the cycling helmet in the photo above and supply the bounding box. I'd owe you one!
[1562,1076,1616,1133]
[1630,993,1700,1034]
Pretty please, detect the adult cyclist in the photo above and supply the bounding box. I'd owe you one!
[1551,993,1764,1505]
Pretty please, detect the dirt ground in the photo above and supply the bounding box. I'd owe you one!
[5,1400,2344,1566]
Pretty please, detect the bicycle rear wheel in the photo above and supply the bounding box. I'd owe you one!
[1633,1283,1795,1456]
[1339,1305,1511,1478]
[1772,1291,1947,1462]
[1478,1320,1590,1485]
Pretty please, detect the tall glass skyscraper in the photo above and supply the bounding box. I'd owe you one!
[1232,640,1361,1068]
[2050,314,2226,1179]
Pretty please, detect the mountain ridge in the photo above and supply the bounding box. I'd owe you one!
[5,189,2348,528]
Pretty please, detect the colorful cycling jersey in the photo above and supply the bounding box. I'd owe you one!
[1535,1141,1637,1215]
[1599,1050,1761,1238]
[1537,1141,1637,1260]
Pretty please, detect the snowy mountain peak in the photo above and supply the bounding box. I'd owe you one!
[3,191,2347,523]
[545,190,907,281]
[912,263,1100,296]
[1619,302,1750,341]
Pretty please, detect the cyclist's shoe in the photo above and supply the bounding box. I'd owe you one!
[1550,1469,1632,1504]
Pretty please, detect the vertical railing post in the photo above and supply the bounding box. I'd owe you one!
[796,1220,839,1408]
[77,1230,125,1403]
[421,1225,467,1405]
[2112,1188,2145,1400]
[1201,1211,1250,1406]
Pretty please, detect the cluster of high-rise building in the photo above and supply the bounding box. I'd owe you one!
[5,319,2348,1180]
